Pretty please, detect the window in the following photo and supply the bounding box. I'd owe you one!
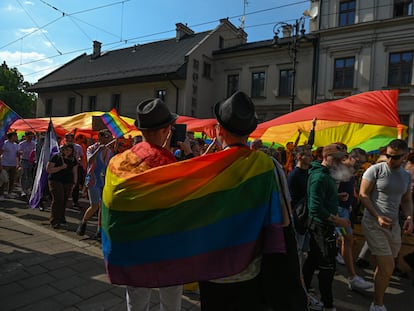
[155,89,166,101]
[251,72,266,97]
[191,97,197,117]
[279,69,293,96]
[88,96,96,111]
[193,59,199,70]
[203,62,211,79]
[334,57,355,89]
[339,0,356,26]
[68,97,75,115]
[394,0,413,17]
[45,99,52,116]
[219,36,224,49]
[111,94,120,111]
[227,74,239,97]
[388,51,413,86]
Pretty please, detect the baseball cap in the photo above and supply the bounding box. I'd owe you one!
[322,144,347,159]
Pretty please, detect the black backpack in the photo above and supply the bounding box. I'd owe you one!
[292,196,309,234]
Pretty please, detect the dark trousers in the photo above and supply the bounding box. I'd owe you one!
[0,166,17,194]
[259,224,308,311]
[303,221,337,309]
[199,275,265,311]
[199,224,307,311]
[48,180,73,225]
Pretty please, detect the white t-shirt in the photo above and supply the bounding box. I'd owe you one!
[1,140,19,166]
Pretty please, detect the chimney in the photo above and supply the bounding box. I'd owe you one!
[92,40,102,59]
[175,23,194,41]
[282,25,293,38]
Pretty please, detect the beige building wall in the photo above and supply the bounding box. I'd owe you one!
[36,80,186,118]
[314,0,414,144]
[213,41,314,121]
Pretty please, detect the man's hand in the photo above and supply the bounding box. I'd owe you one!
[335,216,351,228]
[377,215,393,229]
[329,214,351,228]
[177,138,192,156]
[338,192,349,201]
[403,216,414,235]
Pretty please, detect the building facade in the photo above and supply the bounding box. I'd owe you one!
[28,19,315,123]
[311,0,414,143]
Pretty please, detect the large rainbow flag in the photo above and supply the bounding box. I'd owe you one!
[250,90,404,152]
[102,146,285,287]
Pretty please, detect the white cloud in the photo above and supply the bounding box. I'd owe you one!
[0,50,55,83]
[4,4,22,12]
[19,27,47,36]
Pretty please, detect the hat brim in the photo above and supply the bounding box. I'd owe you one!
[135,113,178,130]
[214,102,256,136]
[330,152,347,159]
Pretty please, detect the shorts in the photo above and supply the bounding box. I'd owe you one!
[88,186,103,205]
[362,214,401,257]
[335,206,353,236]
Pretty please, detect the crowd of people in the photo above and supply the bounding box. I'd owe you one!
[1,91,414,311]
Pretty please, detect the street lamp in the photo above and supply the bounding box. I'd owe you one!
[273,17,307,112]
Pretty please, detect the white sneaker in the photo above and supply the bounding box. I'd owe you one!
[369,302,387,311]
[336,253,345,265]
[349,275,373,290]
[308,293,324,311]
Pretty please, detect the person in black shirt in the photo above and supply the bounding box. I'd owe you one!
[46,143,78,229]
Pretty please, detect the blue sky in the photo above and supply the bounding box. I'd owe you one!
[0,0,310,83]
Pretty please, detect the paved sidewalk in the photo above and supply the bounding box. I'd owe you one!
[0,211,200,311]
[1,195,413,310]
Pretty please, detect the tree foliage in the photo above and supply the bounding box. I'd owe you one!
[0,61,36,118]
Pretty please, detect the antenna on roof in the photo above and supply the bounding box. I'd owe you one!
[240,0,249,30]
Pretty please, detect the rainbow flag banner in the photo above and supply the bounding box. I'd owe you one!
[250,90,404,152]
[101,108,134,138]
[0,100,20,147]
[102,146,285,287]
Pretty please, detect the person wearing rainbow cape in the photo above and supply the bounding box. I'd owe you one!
[101,92,306,310]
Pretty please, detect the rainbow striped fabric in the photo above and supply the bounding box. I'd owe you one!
[102,146,285,287]
[101,108,133,138]
[0,100,20,148]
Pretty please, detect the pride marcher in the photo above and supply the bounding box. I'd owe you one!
[101,91,301,311]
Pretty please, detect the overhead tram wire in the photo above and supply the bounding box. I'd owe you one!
[14,2,310,74]
[15,0,62,55]
[14,0,314,76]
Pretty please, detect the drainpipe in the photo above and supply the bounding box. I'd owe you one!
[169,80,179,113]
[72,91,84,112]
[311,36,320,105]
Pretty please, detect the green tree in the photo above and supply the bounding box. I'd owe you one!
[0,61,36,118]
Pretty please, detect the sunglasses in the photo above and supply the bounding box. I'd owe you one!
[385,153,405,160]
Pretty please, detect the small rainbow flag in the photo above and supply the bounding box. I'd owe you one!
[0,100,20,148]
[102,145,285,287]
[101,108,133,138]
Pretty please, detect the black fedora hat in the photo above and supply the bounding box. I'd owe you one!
[135,98,178,130]
[214,91,258,136]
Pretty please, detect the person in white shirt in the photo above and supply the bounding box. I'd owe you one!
[0,132,20,199]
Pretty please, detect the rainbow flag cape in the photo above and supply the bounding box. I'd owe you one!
[0,100,20,148]
[101,108,134,138]
[102,146,285,287]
